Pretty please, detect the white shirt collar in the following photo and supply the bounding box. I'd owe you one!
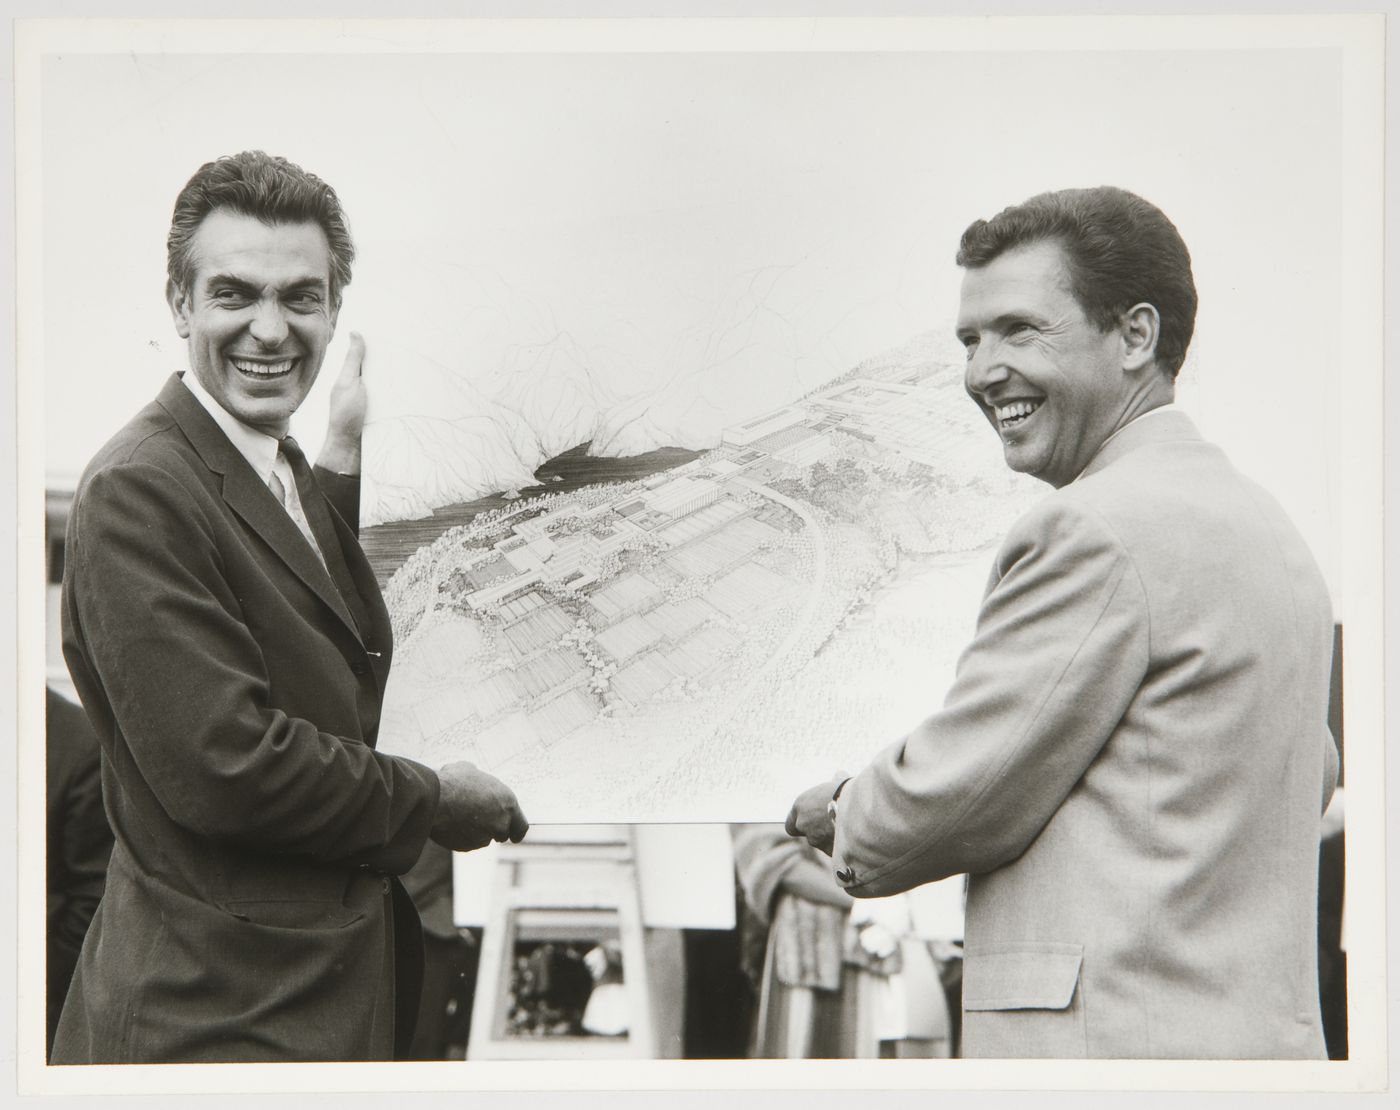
[1111,401,1176,434]
[180,371,281,484]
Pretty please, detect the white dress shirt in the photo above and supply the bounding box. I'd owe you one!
[180,371,327,567]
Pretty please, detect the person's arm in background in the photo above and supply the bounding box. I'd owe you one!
[733,824,852,923]
[46,686,113,1023]
[47,690,112,945]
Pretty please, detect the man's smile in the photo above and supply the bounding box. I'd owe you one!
[229,356,297,380]
[994,399,1043,431]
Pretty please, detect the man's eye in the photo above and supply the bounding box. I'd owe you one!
[286,293,323,311]
[212,289,249,306]
[960,338,978,360]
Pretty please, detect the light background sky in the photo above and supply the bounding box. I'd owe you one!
[37,40,1347,599]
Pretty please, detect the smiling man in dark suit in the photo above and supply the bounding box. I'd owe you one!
[53,151,527,1063]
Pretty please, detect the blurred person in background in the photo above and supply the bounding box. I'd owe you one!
[45,686,112,1060]
[733,824,960,1058]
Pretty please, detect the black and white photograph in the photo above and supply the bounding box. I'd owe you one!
[7,10,1388,1102]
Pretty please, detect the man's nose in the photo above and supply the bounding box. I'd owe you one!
[248,299,289,346]
[964,339,1010,399]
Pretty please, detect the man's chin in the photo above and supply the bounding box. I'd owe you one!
[232,397,297,437]
[1002,446,1058,487]
[1002,444,1035,475]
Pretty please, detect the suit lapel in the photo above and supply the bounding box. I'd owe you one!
[154,375,363,644]
[327,504,393,694]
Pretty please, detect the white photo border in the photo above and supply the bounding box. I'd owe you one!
[10,11,1388,1100]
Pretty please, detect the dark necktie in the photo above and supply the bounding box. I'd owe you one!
[279,435,369,638]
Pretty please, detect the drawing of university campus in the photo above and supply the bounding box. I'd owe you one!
[369,340,1039,822]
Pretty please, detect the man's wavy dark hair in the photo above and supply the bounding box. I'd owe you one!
[956,186,1197,378]
[166,151,355,307]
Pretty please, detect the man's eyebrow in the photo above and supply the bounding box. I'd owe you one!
[205,273,257,291]
[972,310,1049,335]
[204,273,329,293]
[991,310,1042,328]
[956,308,1050,343]
[283,275,330,293]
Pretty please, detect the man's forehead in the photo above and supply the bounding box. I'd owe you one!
[188,209,332,284]
[957,240,1075,317]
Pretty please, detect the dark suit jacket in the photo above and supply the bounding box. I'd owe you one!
[54,374,441,1063]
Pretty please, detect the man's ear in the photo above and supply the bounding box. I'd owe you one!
[167,279,192,339]
[1120,303,1160,373]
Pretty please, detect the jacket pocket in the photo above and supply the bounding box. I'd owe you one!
[221,898,365,930]
[962,941,1086,1057]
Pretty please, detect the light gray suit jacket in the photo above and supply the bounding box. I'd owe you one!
[832,410,1338,1059]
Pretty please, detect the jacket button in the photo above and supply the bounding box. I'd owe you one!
[835,866,854,884]
[351,661,368,676]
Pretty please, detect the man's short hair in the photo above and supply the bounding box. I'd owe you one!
[955,186,1198,378]
[166,151,355,307]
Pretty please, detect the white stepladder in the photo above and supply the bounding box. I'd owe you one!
[466,826,657,1059]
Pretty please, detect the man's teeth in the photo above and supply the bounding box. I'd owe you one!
[231,358,294,377]
[996,400,1042,425]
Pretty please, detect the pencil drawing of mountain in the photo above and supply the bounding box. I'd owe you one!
[363,330,1039,823]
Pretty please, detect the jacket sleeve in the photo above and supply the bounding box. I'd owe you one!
[64,460,438,875]
[832,496,1149,897]
[313,465,361,534]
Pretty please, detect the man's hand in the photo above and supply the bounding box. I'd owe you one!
[430,761,529,852]
[317,332,367,476]
[785,775,846,857]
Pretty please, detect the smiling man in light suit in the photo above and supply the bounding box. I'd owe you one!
[787,186,1338,1059]
[54,152,528,1063]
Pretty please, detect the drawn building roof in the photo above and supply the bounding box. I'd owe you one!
[643,475,721,515]
[662,516,780,580]
[651,497,749,547]
[748,423,823,456]
[721,405,808,446]
[587,572,667,623]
